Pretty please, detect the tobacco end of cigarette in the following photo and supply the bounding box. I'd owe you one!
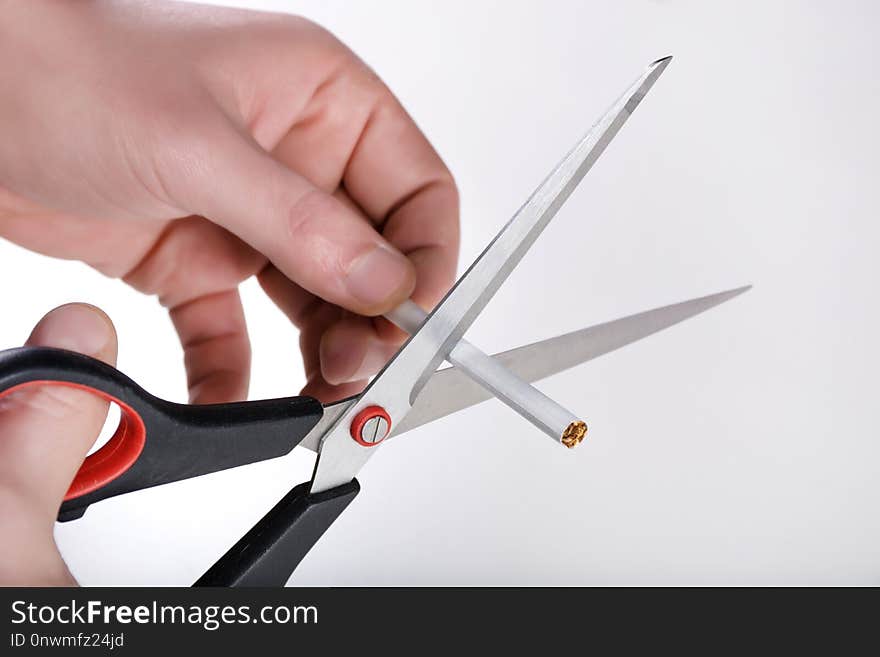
[561,421,587,448]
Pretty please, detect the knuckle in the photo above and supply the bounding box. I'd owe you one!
[286,188,338,235]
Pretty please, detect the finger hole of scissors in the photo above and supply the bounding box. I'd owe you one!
[0,379,147,501]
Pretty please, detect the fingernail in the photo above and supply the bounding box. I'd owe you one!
[323,340,391,385]
[29,304,112,356]
[345,245,413,310]
[322,339,363,384]
[351,344,393,381]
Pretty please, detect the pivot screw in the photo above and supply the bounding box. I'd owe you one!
[361,416,389,444]
[350,406,392,447]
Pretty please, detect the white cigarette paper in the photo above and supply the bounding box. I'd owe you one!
[385,300,586,447]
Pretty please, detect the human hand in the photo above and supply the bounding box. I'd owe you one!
[0,1,459,404]
[0,304,118,586]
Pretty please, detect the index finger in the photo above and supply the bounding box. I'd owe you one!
[340,76,460,312]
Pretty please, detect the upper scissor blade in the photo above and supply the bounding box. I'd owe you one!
[403,55,673,401]
[309,57,671,493]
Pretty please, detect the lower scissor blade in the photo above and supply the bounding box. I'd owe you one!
[298,286,748,451]
[391,285,750,437]
[299,286,748,451]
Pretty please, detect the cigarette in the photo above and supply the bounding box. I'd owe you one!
[385,300,587,447]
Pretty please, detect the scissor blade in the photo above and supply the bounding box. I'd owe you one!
[405,55,673,401]
[300,286,747,452]
[392,285,750,436]
[309,57,671,493]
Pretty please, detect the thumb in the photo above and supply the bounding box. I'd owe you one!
[0,303,117,584]
[168,125,416,316]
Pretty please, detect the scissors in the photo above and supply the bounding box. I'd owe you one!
[0,56,748,586]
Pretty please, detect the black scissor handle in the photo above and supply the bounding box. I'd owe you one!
[196,479,360,587]
[0,347,324,521]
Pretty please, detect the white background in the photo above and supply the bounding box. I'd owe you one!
[1,0,878,584]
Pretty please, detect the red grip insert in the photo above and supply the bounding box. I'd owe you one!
[0,380,146,500]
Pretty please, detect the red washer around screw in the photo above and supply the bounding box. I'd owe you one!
[350,405,392,447]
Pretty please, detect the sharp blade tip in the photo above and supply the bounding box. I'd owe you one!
[707,284,753,304]
[640,55,673,88]
[728,284,753,296]
[651,55,673,68]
